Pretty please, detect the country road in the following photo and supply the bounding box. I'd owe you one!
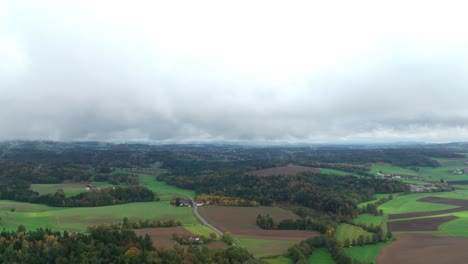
[184,195,223,236]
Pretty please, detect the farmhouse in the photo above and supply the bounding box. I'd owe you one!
[170,199,193,207]
[85,184,101,191]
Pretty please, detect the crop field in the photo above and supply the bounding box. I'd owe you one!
[138,173,195,200]
[245,165,320,176]
[345,242,387,264]
[134,227,192,249]
[235,238,299,259]
[335,223,373,243]
[198,206,317,240]
[307,248,334,264]
[377,234,468,264]
[0,201,197,232]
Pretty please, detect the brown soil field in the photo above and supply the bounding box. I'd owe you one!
[377,233,468,264]
[388,196,468,220]
[245,165,320,176]
[134,227,192,249]
[387,215,458,232]
[198,206,318,239]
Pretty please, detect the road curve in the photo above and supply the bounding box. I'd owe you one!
[184,195,223,236]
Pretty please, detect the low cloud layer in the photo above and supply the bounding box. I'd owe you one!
[1,1,468,143]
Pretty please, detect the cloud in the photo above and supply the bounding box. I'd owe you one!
[1,0,468,143]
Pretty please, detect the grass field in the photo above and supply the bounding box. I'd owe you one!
[30,182,113,197]
[354,214,386,227]
[0,200,198,232]
[264,256,294,264]
[308,248,334,264]
[138,174,195,200]
[378,193,459,215]
[319,168,352,176]
[184,225,220,239]
[345,242,387,263]
[235,238,298,258]
[371,158,468,182]
[438,211,468,237]
[335,223,373,243]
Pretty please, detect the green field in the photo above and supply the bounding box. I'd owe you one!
[138,174,195,200]
[30,182,113,197]
[438,211,468,237]
[308,248,334,264]
[264,256,294,264]
[319,168,352,176]
[0,200,197,232]
[184,225,220,239]
[344,242,387,264]
[235,238,298,259]
[371,158,468,182]
[334,223,373,243]
[378,193,459,215]
[354,214,386,227]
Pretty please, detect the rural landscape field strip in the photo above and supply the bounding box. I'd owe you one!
[387,215,458,232]
[245,165,320,176]
[388,196,468,219]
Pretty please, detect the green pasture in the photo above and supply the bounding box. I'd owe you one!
[235,238,298,259]
[371,158,468,182]
[308,248,334,264]
[354,214,386,227]
[0,200,197,232]
[334,223,372,243]
[138,174,195,200]
[438,211,468,237]
[344,242,387,264]
[184,225,220,239]
[264,256,294,264]
[30,182,112,197]
[378,193,460,215]
[319,168,352,176]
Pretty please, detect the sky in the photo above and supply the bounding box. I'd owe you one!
[1,0,468,143]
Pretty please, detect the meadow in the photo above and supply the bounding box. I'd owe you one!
[235,237,299,259]
[0,200,197,232]
[344,242,387,263]
[334,223,372,243]
[138,173,195,200]
[184,225,220,239]
[307,248,334,264]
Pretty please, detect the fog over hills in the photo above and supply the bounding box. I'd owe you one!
[1,1,468,143]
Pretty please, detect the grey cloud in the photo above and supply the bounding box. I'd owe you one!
[1,1,468,143]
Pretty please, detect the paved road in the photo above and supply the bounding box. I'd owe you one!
[184,195,223,236]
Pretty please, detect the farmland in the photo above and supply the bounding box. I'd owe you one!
[245,165,320,176]
[0,200,197,232]
[377,234,468,264]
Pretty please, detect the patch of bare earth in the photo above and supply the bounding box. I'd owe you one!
[245,165,320,176]
[198,206,318,240]
[134,227,192,249]
[387,215,458,232]
[377,233,468,264]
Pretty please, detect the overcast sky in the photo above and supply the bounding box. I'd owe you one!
[1,0,468,143]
